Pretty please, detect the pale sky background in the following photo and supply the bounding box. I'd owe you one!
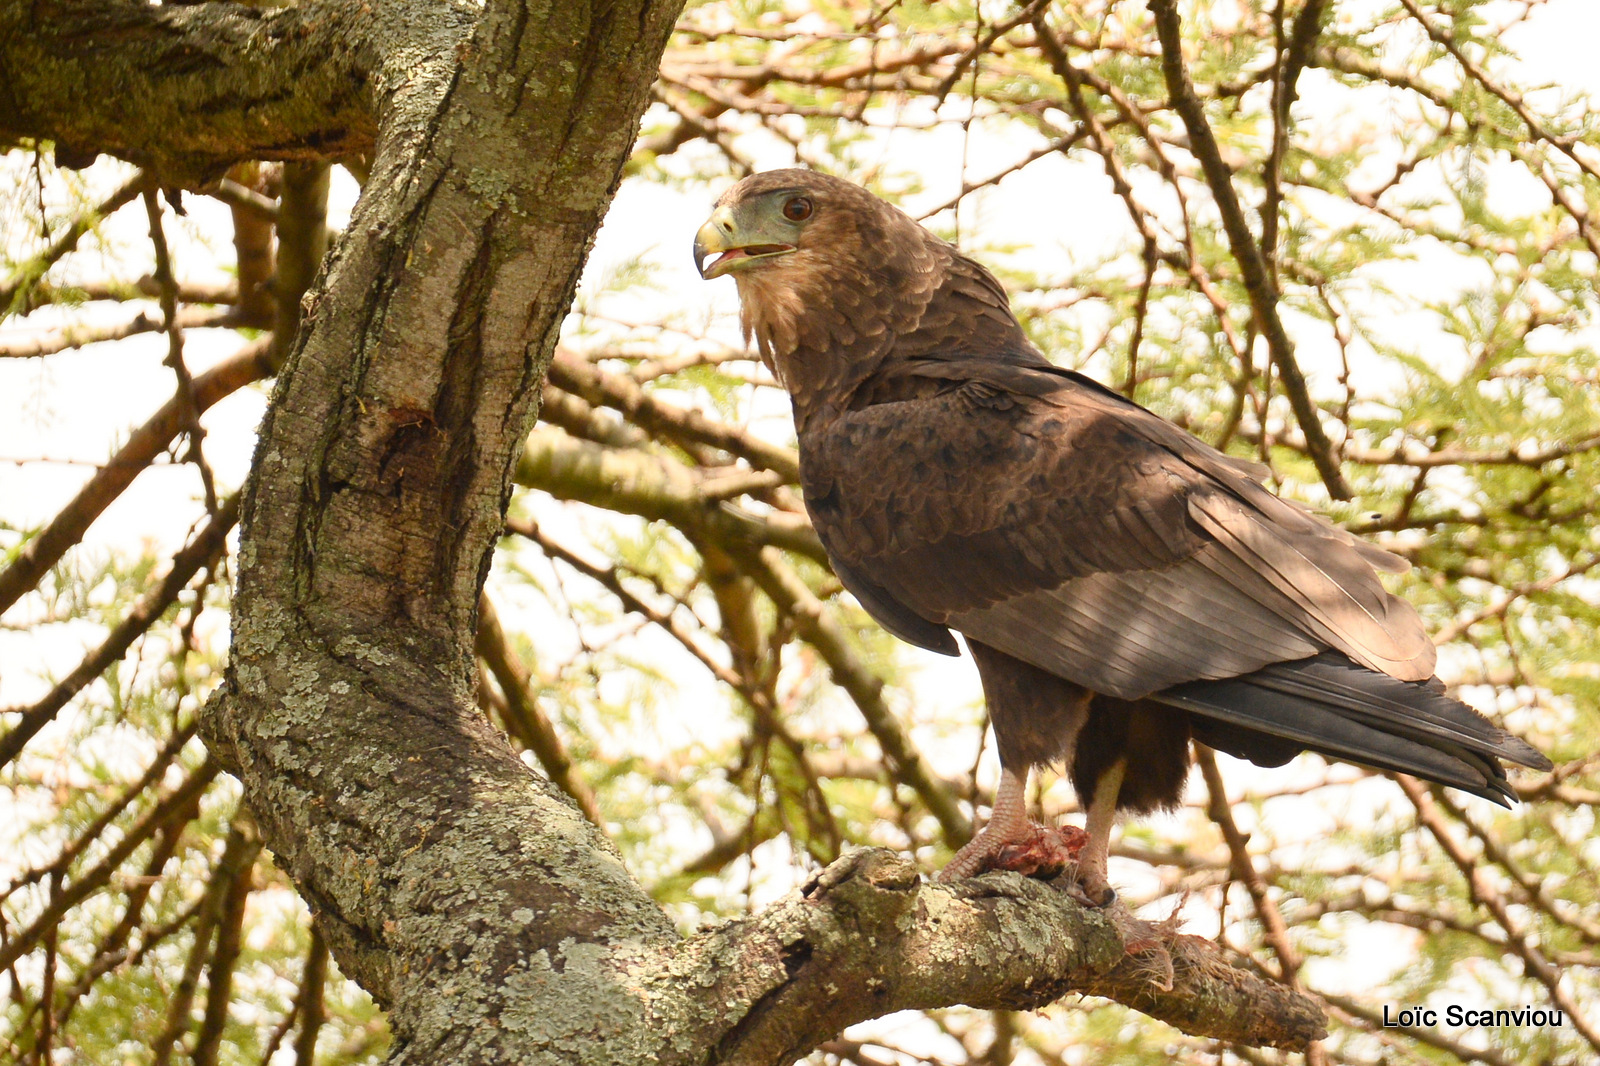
[3,2,1598,1052]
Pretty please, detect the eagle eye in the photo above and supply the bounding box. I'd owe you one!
[781,196,813,222]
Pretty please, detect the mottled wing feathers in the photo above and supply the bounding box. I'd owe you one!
[1186,491,1434,679]
[804,369,1204,599]
[805,356,1435,700]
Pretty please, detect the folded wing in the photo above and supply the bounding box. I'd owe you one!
[804,359,1435,699]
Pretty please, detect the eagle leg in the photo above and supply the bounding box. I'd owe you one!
[1072,755,1127,907]
[937,767,1090,882]
[937,767,1032,881]
[945,642,1099,884]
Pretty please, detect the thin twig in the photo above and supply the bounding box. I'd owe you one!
[0,759,219,973]
[0,304,237,358]
[2,719,200,901]
[149,817,255,1066]
[1396,775,1600,1054]
[473,590,605,828]
[1148,0,1351,499]
[192,814,262,1066]
[1,172,148,315]
[0,341,269,615]
[292,926,328,1066]
[0,496,240,767]
[144,186,220,515]
[1196,748,1304,986]
[1260,0,1327,281]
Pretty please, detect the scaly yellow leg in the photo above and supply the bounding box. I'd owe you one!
[1075,757,1126,906]
[937,766,1030,881]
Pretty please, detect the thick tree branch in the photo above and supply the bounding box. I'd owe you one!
[270,162,330,368]
[638,850,1326,1063]
[515,426,826,564]
[223,162,278,329]
[198,3,691,1063]
[0,0,408,182]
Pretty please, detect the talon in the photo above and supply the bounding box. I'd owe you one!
[1064,865,1116,908]
[939,770,1088,883]
[1069,756,1126,909]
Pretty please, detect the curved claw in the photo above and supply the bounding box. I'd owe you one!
[1070,865,1117,908]
[934,766,1121,907]
[942,822,1093,885]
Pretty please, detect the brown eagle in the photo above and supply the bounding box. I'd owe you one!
[693,169,1550,904]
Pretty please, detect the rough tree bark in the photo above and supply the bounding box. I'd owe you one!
[1,1,1325,1061]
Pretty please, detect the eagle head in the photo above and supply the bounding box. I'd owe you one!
[693,169,943,389]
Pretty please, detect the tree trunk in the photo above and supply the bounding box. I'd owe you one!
[198,2,691,1060]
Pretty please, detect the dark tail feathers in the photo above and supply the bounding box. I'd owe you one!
[1154,653,1552,806]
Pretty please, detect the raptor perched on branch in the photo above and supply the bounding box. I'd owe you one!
[694,169,1551,905]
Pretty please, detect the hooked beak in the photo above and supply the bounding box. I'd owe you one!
[694,205,796,279]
